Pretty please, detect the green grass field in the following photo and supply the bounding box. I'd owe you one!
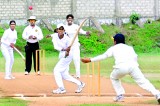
[0,98,28,106]
[0,52,160,88]
[0,49,160,106]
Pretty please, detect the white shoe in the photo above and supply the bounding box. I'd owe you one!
[37,71,40,75]
[4,76,12,80]
[75,82,85,93]
[24,71,29,75]
[73,75,80,79]
[76,75,80,79]
[113,94,124,102]
[156,93,160,104]
[10,76,15,79]
[52,88,66,94]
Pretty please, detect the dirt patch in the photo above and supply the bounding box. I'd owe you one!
[0,72,158,106]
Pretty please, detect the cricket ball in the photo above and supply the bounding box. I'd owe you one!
[29,6,33,10]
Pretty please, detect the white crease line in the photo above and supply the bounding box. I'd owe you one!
[39,93,47,97]
[14,94,26,100]
[135,93,143,97]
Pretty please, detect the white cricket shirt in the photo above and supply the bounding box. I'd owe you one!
[91,43,139,68]
[22,25,43,43]
[65,23,86,45]
[51,33,71,58]
[1,28,17,47]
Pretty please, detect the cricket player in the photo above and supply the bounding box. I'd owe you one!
[1,20,17,79]
[65,14,90,78]
[51,24,85,94]
[81,33,160,104]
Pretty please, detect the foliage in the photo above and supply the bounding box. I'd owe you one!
[146,19,152,24]
[129,12,140,24]
[1,20,160,55]
[120,21,160,53]
[79,33,107,55]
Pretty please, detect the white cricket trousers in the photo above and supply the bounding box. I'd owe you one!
[1,45,14,78]
[72,45,80,77]
[110,64,160,96]
[53,55,81,89]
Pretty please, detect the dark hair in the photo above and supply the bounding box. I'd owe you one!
[113,33,125,44]
[54,28,58,33]
[9,20,16,25]
[58,26,65,30]
[66,14,74,19]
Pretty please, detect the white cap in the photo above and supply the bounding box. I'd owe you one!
[57,23,65,29]
[28,16,37,21]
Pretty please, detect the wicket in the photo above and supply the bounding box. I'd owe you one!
[36,50,45,75]
[87,61,101,96]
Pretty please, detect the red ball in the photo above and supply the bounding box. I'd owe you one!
[29,6,33,10]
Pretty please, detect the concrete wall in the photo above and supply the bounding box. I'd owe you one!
[0,0,159,25]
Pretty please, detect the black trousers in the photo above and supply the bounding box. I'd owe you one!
[25,42,39,73]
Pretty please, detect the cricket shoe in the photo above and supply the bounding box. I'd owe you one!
[156,93,160,104]
[75,75,80,79]
[4,75,15,80]
[37,71,40,75]
[4,76,12,80]
[75,82,85,93]
[72,75,80,79]
[74,76,80,79]
[52,87,66,94]
[10,75,15,79]
[24,71,29,75]
[113,94,124,102]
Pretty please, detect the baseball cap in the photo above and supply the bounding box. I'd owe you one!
[57,23,65,29]
[113,33,125,44]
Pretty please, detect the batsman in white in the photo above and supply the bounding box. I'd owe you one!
[51,25,85,94]
[0,20,17,80]
[65,14,90,78]
[81,33,160,104]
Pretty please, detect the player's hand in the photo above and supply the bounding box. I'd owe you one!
[65,51,69,57]
[10,43,14,48]
[46,35,51,38]
[29,35,33,39]
[65,46,71,52]
[32,36,37,39]
[86,31,90,36]
[81,58,91,63]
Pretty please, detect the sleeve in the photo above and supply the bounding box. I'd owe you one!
[1,30,10,46]
[50,34,54,38]
[22,27,29,40]
[79,28,86,35]
[130,46,138,61]
[37,27,43,40]
[66,36,71,47]
[13,31,17,44]
[52,35,62,51]
[76,24,86,35]
[91,47,113,62]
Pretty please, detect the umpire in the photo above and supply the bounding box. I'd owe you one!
[22,16,43,75]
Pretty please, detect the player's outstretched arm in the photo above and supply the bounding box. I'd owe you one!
[46,34,51,38]
[81,58,91,63]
